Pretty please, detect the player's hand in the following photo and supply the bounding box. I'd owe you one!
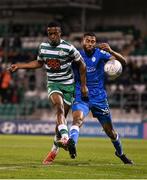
[81,85,89,102]
[7,64,19,72]
[98,43,112,53]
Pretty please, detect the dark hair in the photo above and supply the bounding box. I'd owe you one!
[47,21,61,28]
[83,32,96,38]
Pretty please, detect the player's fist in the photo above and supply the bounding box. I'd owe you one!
[8,64,19,72]
[98,43,112,53]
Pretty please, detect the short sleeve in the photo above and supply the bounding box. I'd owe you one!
[69,45,82,62]
[37,44,43,62]
[100,49,112,62]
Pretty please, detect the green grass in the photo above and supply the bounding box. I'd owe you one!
[0,135,147,179]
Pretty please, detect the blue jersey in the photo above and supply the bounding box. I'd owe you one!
[73,48,111,101]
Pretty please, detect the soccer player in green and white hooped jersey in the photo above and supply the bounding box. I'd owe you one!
[9,21,88,160]
[38,38,79,86]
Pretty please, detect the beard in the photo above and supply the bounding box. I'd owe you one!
[49,40,60,47]
[83,46,95,56]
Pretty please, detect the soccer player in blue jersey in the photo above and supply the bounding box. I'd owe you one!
[43,32,133,165]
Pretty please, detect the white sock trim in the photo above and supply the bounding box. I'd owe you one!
[62,134,69,139]
[58,124,68,132]
[70,125,79,132]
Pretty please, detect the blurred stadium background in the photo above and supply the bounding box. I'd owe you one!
[0,0,147,138]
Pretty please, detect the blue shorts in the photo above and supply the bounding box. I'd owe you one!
[72,97,112,125]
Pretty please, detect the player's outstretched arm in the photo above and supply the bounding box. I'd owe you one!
[8,60,43,72]
[98,43,127,67]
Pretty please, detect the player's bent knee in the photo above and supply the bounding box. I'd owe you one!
[73,119,83,127]
[112,130,118,140]
[72,111,84,127]
[109,130,117,140]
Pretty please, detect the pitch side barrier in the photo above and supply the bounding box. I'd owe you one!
[0,120,146,139]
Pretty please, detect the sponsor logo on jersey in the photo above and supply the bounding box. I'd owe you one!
[46,59,61,70]
[87,66,96,72]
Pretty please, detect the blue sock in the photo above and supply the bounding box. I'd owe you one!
[111,133,123,156]
[69,125,79,144]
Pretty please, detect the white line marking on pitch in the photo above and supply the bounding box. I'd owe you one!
[0,166,23,170]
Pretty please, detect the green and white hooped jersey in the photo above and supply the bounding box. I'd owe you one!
[37,39,81,84]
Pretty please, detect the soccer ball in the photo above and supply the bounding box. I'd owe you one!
[104,59,122,80]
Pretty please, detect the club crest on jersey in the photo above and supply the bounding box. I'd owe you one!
[58,49,65,56]
[92,57,96,62]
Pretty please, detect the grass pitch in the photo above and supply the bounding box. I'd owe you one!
[0,135,147,179]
